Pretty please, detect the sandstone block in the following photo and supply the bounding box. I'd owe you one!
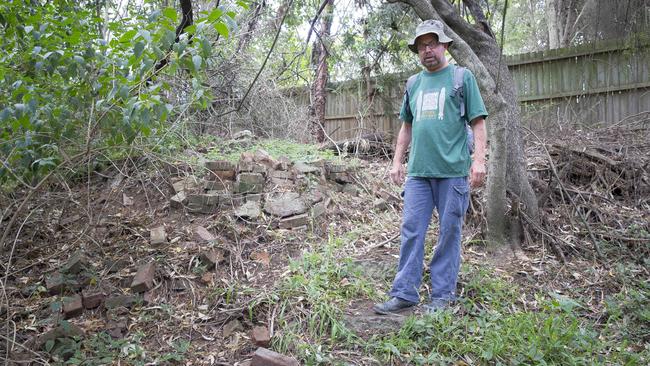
[326,163,348,173]
[264,192,307,218]
[251,347,300,366]
[46,272,66,296]
[131,263,156,293]
[61,251,89,275]
[200,249,226,269]
[170,191,187,208]
[82,290,105,309]
[237,173,265,194]
[204,179,232,191]
[279,213,309,229]
[194,226,216,242]
[150,226,167,246]
[328,172,353,184]
[35,323,85,350]
[209,170,236,181]
[234,201,261,220]
[205,160,236,172]
[63,295,83,319]
[251,326,271,347]
[104,295,139,310]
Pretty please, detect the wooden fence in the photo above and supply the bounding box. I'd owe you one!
[288,36,650,142]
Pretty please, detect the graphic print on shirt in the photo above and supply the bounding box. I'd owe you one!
[415,87,446,122]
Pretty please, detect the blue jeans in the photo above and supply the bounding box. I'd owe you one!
[389,176,470,304]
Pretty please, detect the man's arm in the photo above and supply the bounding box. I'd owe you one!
[390,123,412,185]
[469,117,486,188]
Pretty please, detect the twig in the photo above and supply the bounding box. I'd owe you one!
[523,126,604,258]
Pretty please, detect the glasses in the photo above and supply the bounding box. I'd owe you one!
[417,40,441,51]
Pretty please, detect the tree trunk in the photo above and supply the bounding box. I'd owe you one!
[235,1,265,54]
[401,0,539,248]
[309,0,334,143]
[545,0,560,48]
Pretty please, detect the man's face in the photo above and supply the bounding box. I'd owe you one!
[416,33,448,71]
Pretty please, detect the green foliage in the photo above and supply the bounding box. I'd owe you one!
[366,269,607,365]
[0,0,247,187]
[270,235,375,360]
[205,138,335,162]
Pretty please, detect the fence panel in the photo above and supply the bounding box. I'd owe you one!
[289,36,650,143]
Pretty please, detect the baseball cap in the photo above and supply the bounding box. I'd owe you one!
[408,19,453,53]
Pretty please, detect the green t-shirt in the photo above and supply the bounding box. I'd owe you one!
[399,64,488,178]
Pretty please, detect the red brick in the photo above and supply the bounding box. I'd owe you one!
[63,295,83,319]
[131,263,156,293]
[251,347,299,366]
[251,326,271,347]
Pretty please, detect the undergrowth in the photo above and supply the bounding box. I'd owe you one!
[262,241,649,365]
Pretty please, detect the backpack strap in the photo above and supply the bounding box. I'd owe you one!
[404,73,420,118]
[452,65,466,121]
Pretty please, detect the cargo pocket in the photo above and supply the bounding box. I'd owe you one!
[450,184,470,217]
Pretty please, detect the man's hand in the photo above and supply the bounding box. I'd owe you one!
[390,163,406,185]
[469,159,486,188]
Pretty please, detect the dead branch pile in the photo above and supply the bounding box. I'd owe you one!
[525,116,650,259]
[320,132,393,158]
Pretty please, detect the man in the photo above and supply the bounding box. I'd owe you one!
[373,19,488,314]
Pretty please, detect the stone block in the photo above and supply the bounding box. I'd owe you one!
[279,213,309,229]
[342,183,359,196]
[326,163,348,173]
[209,170,236,181]
[239,160,266,173]
[223,319,243,338]
[373,198,388,211]
[245,193,263,202]
[219,193,245,208]
[237,173,265,194]
[234,201,261,220]
[264,192,307,218]
[63,295,83,319]
[311,201,327,219]
[328,172,353,184]
[204,179,232,192]
[82,290,105,309]
[186,194,219,214]
[205,160,236,172]
[131,263,156,293]
[61,251,88,275]
[293,161,321,174]
[251,347,300,366]
[251,326,271,347]
[200,249,226,269]
[46,272,66,296]
[276,156,292,171]
[270,170,293,180]
[194,226,216,242]
[150,226,167,246]
[172,176,200,193]
[104,295,139,310]
[170,191,187,208]
[35,323,85,350]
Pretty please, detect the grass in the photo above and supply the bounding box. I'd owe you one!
[205,138,336,163]
[262,240,649,365]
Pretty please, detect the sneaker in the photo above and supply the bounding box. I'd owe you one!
[373,297,416,315]
[423,298,451,314]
